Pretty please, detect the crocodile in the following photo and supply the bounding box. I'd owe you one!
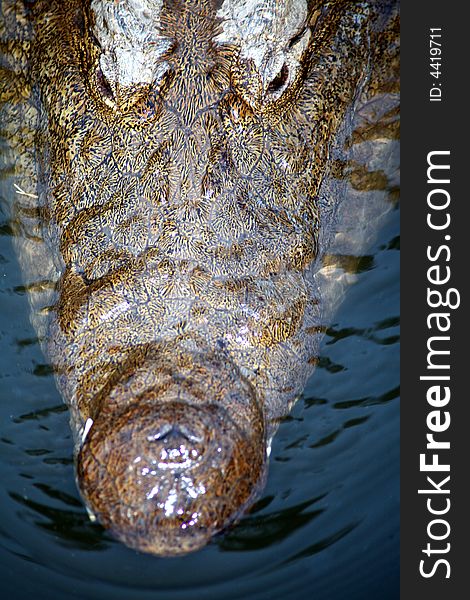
[0,0,399,556]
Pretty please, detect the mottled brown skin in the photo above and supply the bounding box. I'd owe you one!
[0,0,399,555]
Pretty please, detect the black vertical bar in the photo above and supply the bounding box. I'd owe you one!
[401,1,468,598]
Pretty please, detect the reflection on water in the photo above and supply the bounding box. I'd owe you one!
[0,201,399,599]
[220,496,327,551]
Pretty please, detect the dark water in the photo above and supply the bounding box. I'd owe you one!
[0,197,399,599]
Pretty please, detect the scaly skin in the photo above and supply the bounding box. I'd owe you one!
[0,0,399,555]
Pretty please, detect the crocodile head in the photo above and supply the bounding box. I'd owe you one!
[17,0,387,555]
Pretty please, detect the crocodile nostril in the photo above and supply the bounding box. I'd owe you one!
[147,424,204,444]
[147,423,173,442]
[145,427,204,471]
[176,424,204,444]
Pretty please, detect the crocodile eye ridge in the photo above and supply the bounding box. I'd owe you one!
[213,0,312,108]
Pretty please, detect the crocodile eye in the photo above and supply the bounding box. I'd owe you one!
[95,66,116,107]
[267,63,289,95]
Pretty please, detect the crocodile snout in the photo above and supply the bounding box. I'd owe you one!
[77,395,266,555]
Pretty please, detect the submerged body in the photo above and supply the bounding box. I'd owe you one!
[0,0,399,555]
